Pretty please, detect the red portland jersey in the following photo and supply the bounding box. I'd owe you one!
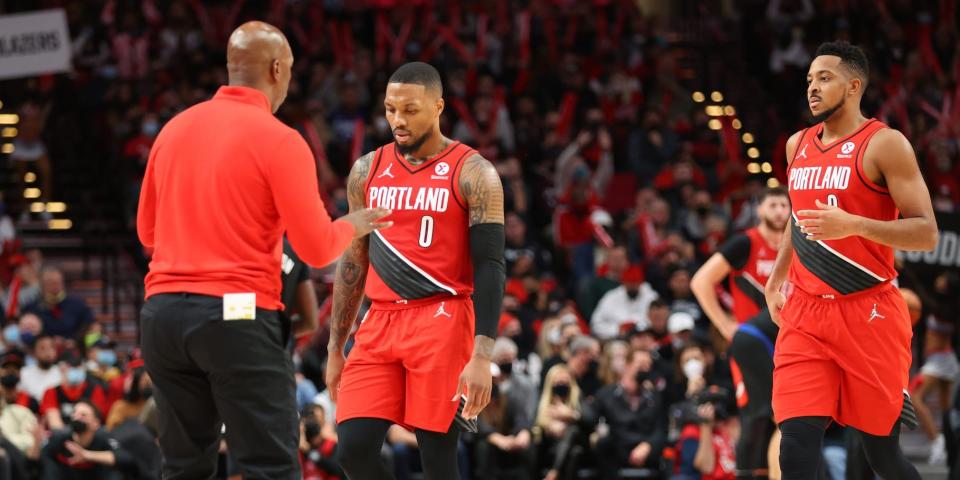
[786,119,898,296]
[727,228,777,322]
[363,141,476,303]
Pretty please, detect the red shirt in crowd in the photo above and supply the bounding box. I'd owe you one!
[40,382,108,421]
[137,86,355,310]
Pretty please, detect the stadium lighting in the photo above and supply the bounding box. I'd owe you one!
[710,91,723,102]
[48,219,72,230]
[1,127,16,137]
[742,133,754,144]
[24,172,36,183]
[692,91,705,102]
[723,106,736,116]
[1,144,13,154]
[708,119,722,130]
[705,106,724,116]
[761,162,773,173]
[747,163,761,174]
[30,202,45,213]
[747,147,760,159]
[0,114,18,125]
[767,178,780,188]
[731,119,742,129]
[46,202,67,213]
[23,188,40,199]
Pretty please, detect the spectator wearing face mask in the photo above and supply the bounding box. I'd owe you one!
[565,336,602,400]
[20,334,61,400]
[0,350,39,415]
[24,267,94,341]
[475,363,535,480]
[106,367,152,431]
[2,312,42,352]
[40,350,108,431]
[590,266,659,340]
[491,337,538,419]
[536,364,585,480]
[0,361,40,458]
[85,338,121,386]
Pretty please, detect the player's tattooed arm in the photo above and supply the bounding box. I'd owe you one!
[329,152,374,353]
[459,153,505,360]
[460,154,506,227]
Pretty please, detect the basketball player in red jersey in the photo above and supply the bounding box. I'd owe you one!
[691,186,789,479]
[326,62,505,480]
[764,41,938,479]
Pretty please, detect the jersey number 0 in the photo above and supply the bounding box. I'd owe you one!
[419,215,434,248]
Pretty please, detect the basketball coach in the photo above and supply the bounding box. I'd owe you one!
[136,21,390,479]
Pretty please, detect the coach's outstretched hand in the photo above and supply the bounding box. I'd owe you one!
[455,356,491,419]
[341,208,393,239]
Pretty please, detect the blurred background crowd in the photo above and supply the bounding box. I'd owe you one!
[0,0,958,479]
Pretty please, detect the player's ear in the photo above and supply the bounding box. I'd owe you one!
[436,97,444,117]
[848,76,863,97]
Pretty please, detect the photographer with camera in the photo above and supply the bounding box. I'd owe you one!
[671,343,737,480]
[299,403,341,480]
[584,348,667,480]
[40,400,139,480]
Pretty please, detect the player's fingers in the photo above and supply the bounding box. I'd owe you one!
[366,207,393,220]
[371,220,394,230]
[466,384,485,418]
[452,377,466,402]
[796,210,821,217]
[815,199,833,209]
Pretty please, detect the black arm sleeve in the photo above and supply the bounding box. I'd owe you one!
[470,223,505,339]
[718,233,752,271]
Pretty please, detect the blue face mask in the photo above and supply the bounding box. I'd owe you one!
[19,331,35,347]
[96,350,116,367]
[3,325,19,344]
[66,367,86,386]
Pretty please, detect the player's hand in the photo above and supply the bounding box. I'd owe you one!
[341,208,393,239]
[455,357,491,419]
[765,284,786,327]
[325,349,346,403]
[795,200,862,241]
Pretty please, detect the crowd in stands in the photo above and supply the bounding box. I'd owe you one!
[0,0,958,479]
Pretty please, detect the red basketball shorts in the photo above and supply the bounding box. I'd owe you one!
[335,296,474,433]
[772,283,912,436]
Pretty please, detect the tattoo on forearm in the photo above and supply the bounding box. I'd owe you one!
[473,335,495,360]
[330,153,374,351]
[460,154,505,226]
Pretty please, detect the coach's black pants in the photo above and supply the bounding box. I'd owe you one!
[141,293,300,480]
[728,310,778,479]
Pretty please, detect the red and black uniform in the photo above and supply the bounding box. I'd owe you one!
[719,228,780,477]
[720,227,778,323]
[774,119,912,436]
[336,141,478,433]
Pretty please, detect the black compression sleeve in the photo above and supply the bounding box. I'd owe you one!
[470,223,505,339]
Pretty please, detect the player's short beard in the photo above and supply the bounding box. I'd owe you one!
[811,95,845,124]
[761,215,786,232]
[395,129,433,155]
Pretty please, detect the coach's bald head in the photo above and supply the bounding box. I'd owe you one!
[226,21,293,113]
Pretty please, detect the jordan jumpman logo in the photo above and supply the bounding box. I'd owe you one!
[434,301,452,318]
[378,163,395,179]
[868,303,885,323]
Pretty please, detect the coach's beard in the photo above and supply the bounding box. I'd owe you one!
[395,129,433,156]
[811,96,845,124]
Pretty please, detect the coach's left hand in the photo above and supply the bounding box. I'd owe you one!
[796,199,862,241]
[456,356,491,419]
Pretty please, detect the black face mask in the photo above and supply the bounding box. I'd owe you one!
[635,370,650,387]
[552,383,571,399]
[696,205,709,216]
[37,360,53,370]
[625,289,640,300]
[497,362,513,377]
[0,374,18,389]
[70,419,89,435]
[587,360,599,375]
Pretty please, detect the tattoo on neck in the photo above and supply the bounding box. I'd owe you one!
[405,138,451,166]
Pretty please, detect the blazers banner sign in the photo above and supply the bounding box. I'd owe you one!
[0,9,71,80]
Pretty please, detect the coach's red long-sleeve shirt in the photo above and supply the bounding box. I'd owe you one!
[137,86,354,310]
